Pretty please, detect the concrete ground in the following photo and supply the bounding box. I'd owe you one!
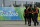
[0,21,40,27]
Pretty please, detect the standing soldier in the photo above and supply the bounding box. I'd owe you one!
[28,5,34,26]
[33,5,39,26]
[24,6,28,25]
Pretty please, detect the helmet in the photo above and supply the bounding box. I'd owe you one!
[30,5,32,7]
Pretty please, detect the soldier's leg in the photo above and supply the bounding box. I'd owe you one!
[28,14,30,25]
[25,18,26,25]
[28,18,29,25]
[36,15,39,25]
[34,15,36,26]
[24,15,27,25]
[29,18,31,26]
[28,18,31,26]
[28,14,31,26]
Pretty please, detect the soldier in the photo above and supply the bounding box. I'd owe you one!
[28,5,35,26]
[24,6,28,25]
[33,5,39,26]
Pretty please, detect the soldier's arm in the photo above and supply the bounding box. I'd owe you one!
[33,11,38,13]
[38,9,39,13]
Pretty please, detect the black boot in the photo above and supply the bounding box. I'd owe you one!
[28,23,31,26]
[37,22,39,25]
[34,23,36,26]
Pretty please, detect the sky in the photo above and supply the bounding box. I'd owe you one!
[0,0,40,7]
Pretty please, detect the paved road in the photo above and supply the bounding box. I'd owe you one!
[0,21,40,27]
